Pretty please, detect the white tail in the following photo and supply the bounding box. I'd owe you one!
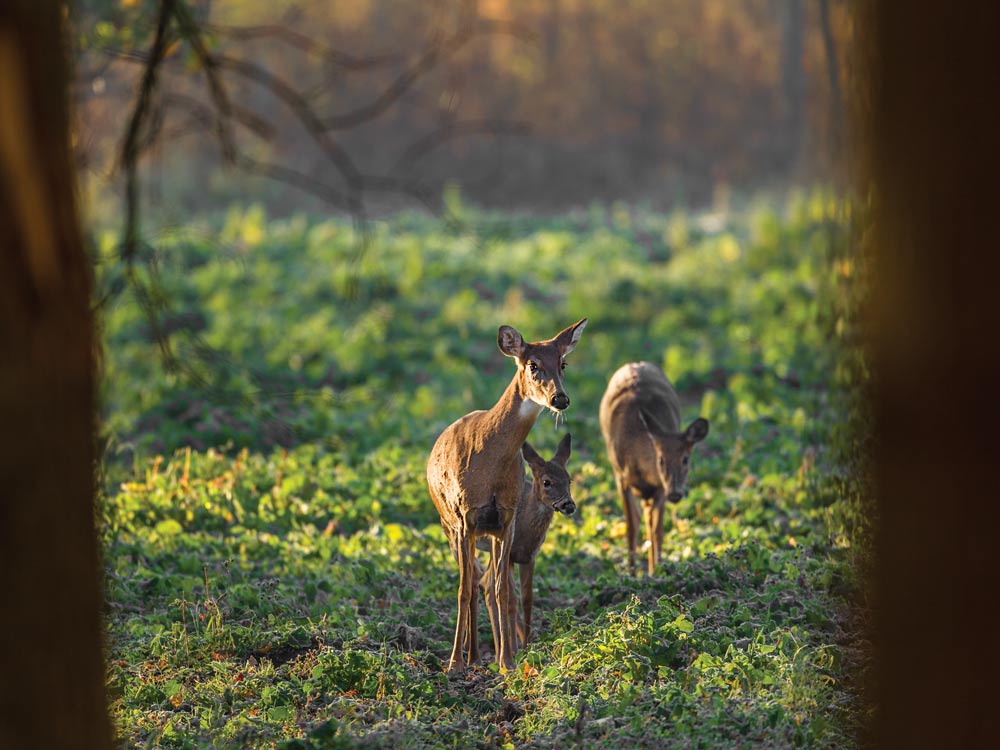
[426,319,586,672]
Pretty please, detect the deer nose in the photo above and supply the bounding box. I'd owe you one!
[667,491,683,503]
[555,497,576,515]
[551,393,569,410]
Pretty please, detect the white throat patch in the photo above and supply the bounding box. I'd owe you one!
[520,398,546,419]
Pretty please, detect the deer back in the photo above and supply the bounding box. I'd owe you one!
[600,362,681,480]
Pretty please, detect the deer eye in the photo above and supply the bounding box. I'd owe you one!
[542,479,551,488]
[560,361,567,370]
[528,361,538,373]
[682,455,690,466]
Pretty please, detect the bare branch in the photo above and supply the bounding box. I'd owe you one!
[104,51,276,141]
[235,155,354,210]
[319,18,532,131]
[120,0,175,264]
[205,22,403,72]
[101,0,534,437]
[162,92,275,140]
[171,1,236,165]
[359,174,438,212]
[393,118,530,170]
[156,116,211,145]
[108,8,530,211]
[214,54,363,193]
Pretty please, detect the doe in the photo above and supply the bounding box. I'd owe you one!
[599,361,709,575]
[427,320,587,672]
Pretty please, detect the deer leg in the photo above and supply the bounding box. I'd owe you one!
[479,556,502,659]
[468,553,481,665]
[642,497,657,576]
[446,531,475,672]
[464,557,484,663]
[617,475,640,575]
[650,491,666,575]
[519,561,535,645]
[492,531,516,672]
[506,560,519,655]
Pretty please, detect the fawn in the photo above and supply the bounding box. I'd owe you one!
[479,434,575,653]
[427,320,587,672]
[599,362,709,575]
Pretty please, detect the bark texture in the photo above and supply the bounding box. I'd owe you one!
[0,3,111,749]
[864,1,1000,748]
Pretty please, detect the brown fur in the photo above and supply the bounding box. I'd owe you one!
[479,434,575,651]
[427,319,586,672]
[599,362,709,575]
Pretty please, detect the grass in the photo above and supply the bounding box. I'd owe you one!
[98,192,869,748]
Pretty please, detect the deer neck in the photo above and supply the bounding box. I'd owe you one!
[480,372,545,455]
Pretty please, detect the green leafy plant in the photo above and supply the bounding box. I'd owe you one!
[100,194,866,749]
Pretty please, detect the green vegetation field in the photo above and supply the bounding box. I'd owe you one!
[97,194,868,749]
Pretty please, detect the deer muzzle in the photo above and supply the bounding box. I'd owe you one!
[554,496,576,515]
[550,392,570,410]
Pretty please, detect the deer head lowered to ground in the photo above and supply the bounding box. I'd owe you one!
[478,433,575,652]
[427,319,587,673]
[599,361,709,575]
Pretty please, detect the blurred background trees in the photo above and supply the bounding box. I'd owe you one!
[73,0,850,217]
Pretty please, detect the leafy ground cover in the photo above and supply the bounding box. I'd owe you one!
[98,194,869,748]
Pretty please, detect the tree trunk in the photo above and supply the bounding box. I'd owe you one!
[818,0,843,161]
[0,3,111,749]
[863,1,1000,748]
[779,0,805,175]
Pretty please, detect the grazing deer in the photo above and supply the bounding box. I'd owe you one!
[599,362,709,575]
[479,434,575,652]
[427,320,587,672]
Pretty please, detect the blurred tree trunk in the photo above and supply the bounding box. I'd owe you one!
[780,0,805,174]
[578,8,607,129]
[629,32,661,177]
[543,0,560,74]
[818,0,843,161]
[0,3,111,750]
[864,0,1000,748]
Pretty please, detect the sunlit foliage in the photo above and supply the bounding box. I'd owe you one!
[100,195,866,748]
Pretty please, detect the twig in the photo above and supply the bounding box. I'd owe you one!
[213,53,363,196]
[120,0,175,263]
[206,22,403,72]
[319,18,531,131]
[161,92,275,140]
[108,0,529,436]
[393,118,530,170]
[171,1,236,164]
[235,155,353,210]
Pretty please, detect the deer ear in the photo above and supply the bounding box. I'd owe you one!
[554,433,572,465]
[684,418,710,444]
[498,325,525,358]
[522,441,544,468]
[554,318,587,356]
